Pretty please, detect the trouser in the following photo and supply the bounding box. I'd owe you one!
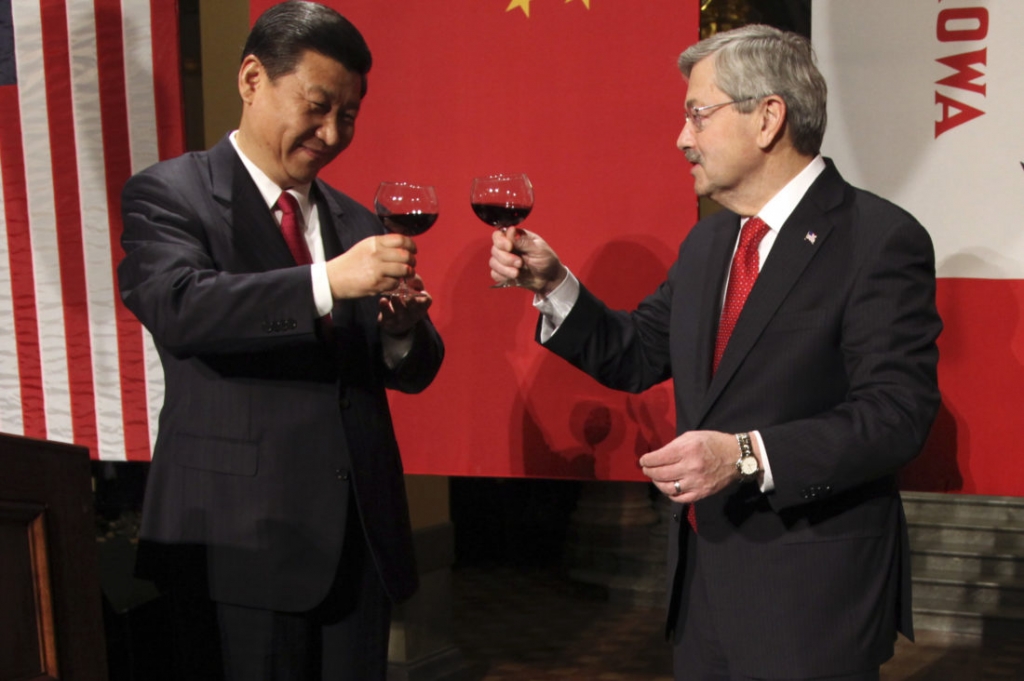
[153,502,391,680]
[672,532,880,681]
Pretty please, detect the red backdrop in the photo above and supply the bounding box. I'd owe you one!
[898,279,1024,496]
[249,0,700,481]
[243,2,1023,497]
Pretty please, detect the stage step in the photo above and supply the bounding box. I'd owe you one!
[904,491,1024,636]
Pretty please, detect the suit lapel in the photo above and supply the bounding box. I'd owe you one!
[312,181,366,334]
[698,163,846,421]
[696,217,741,386]
[208,136,296,270]
[314,179,358,255]
[673,216,740,426]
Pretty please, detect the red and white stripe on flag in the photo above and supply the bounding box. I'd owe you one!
[0,0,183,460]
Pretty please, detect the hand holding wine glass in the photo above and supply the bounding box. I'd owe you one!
[374,181,438,301]
[470,173,534,288]
[489,222,567,296]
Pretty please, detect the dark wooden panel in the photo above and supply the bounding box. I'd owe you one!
[0,433,107,681]
[0,502,58,678]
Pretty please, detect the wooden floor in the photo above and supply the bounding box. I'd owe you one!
[452,565,1024,680]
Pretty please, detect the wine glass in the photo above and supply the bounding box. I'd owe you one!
[470,173,534,288]
[374,181,439,301]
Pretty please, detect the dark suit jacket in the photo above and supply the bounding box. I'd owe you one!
[118,136,444,612]
[542,160,941,678]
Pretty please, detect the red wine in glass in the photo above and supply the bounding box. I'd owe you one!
[374,181,438,300]
[470,203,532,228]
[470,173,534,288]
[381,212,438,236]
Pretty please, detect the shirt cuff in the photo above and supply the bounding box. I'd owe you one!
[533,270,580,344]
[311,262,334,317]
[752,430,774,493]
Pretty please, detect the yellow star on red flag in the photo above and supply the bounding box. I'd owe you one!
[506,0,532,17]
[507,0,591,18]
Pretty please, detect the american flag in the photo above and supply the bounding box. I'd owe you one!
[0,0,182,460]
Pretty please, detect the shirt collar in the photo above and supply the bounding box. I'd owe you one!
[229,131,313,218]
[746,154,826,231]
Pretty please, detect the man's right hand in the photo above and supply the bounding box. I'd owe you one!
[326,234,417,299]
[490,227,566,295]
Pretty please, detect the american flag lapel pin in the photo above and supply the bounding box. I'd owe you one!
[804,231,817,245]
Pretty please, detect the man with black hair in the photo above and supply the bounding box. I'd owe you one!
[118,2,443,678]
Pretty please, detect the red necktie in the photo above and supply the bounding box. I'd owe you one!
[713,216,770,374]
[689,217,770,535]
[276,191,312,265]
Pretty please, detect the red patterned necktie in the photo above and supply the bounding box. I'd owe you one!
[276,191,312,265]
[713,216,771,374]
[689,217,770,535]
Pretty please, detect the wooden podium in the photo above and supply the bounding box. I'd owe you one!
[0,433,107,681]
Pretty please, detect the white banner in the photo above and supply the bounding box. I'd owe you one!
[814,0,1024,279]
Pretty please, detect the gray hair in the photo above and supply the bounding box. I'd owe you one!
[678,25,827,156]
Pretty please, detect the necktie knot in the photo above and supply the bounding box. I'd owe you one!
[739,216,770,250]
[276,191,300,219]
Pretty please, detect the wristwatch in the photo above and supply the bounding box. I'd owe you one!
[735,432,760,480]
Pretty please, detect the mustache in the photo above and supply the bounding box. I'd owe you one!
[684,149,702,164]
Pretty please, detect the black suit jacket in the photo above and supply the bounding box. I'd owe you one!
[543,160,941,677]
[118,137,444,611]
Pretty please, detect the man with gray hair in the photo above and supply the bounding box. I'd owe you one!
[490,24,941,680]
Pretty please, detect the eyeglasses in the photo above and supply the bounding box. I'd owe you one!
[684,97,758,132]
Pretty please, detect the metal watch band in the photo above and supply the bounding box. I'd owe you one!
[735,432,758,478]
[736,432,753,459]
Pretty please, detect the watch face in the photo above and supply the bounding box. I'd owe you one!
[739,456,759,476]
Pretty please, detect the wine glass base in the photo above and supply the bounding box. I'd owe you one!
[490,279,521,289]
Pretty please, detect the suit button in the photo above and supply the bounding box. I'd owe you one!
[672,513,679,522]
[336,469,349,481]
[339,398,351,409]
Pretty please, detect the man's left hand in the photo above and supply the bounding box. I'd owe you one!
[639,430,742,503]
[378,274,432,335]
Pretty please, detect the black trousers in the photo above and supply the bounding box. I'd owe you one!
[672,530,880,681]
[149,502,391,681]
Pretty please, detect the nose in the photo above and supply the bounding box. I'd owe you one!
[317,118,339,148]
[676,121,695,152]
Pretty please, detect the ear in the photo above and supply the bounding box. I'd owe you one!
[238,55,264,105]
[755,95,787,150]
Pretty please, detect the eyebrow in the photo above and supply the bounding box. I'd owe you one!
[305,83,361,111]
[306,84,335,100]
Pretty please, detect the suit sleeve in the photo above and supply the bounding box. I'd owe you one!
[384,320,445,395]
[541,265,676,394]
[761,210,942,511]
[118,166,323,357]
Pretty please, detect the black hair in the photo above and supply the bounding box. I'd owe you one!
[242,1,372,96]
